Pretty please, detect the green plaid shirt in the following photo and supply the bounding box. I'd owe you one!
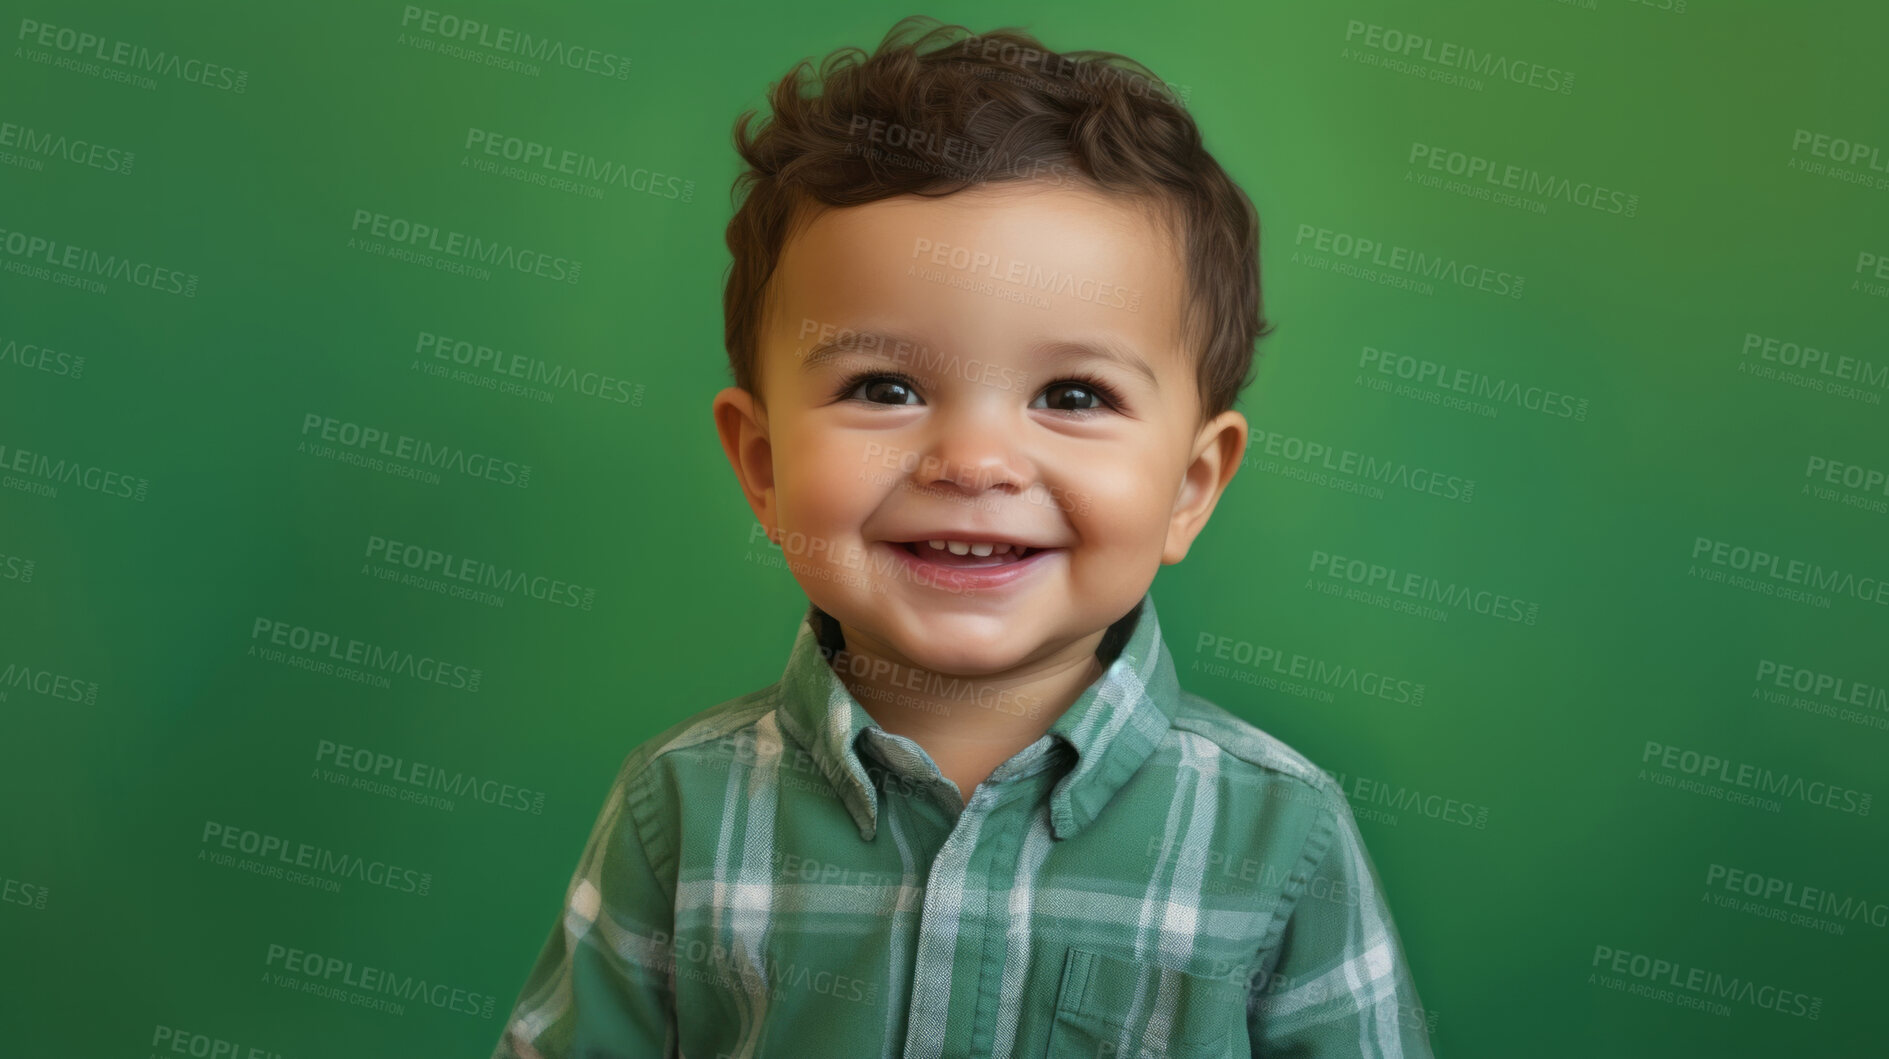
[491,591,1434,1058]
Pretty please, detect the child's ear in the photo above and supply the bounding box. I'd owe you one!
[1161,409,1248,565]
[712,386,779,543]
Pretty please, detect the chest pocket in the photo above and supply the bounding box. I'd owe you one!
[1045,946,1249,1059]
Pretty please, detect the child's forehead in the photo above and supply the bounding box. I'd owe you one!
[787,182,1175,259]
[770,189,1179,318]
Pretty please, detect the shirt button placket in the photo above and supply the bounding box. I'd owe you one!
[901,785,998,1059]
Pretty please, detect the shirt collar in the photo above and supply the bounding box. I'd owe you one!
[770,591,1182,843]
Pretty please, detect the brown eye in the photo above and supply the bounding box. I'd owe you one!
[1034,382,1108,412]
[841,374,921,405]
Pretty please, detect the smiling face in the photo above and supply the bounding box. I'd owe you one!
[713,180,1247,679]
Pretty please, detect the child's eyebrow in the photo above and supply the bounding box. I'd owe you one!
[1033,338,1160,389]
[796,330,930,373]
[798,330,1159,389]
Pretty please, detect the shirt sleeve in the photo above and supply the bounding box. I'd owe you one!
[1246,784,1436,1058]
[489,760,679,1059]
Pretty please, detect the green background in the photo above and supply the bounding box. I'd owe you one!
[4,1,1885,1056]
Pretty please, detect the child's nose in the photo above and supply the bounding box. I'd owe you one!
[909,427,1032,497]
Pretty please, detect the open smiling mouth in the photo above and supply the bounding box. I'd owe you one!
[894,540,1047,568]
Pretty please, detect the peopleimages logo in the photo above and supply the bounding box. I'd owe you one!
[148,1024,285,1059]
[0,438,149,501]
[1590,945,1822,1020]
[199,820,432,897]
[0,224,197,296]
[1244,428,1476,503]
[364,534,596,610]
[462,128,691,201]
[263,943,496,1018]
[1343,20,1574,94]
[1754,659,1886,711]
[1690,536,1889,607]
[0,117,135,175]
[397,6,630,79]
[1641,740,1871,815]
[0,333,84,379]
[1320,768,1490,829]
[1407,141,1637,216]
[248,617,483,692]
[0,659,100,705]
[1293,224,1524,299]
[16,17,250,92]
[315,739,545,814]
[348,208,581,285]
[1359,345,1589,420]
[1308,549,1540,624]
[2,874,49,910]
[1790,128,1889,172]
[1705,863,1889,930]
[1193,632,1426,706]
[299,413,532,488]
[1740,332,1889,392]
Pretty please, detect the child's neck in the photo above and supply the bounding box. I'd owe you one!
[826,625,1109,805]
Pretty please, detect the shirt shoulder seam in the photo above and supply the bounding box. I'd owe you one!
[623,685,779,773]
[1253,797,1344,982]
[613,685,782,902]
[622,764,677,911]
[1166,692,1334,795]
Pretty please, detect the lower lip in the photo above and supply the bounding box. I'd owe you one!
[878,542,1060,592]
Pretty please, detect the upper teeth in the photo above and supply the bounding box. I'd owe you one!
[927,540,1019,557]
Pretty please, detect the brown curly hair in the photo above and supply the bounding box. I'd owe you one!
[722,15,1272,424]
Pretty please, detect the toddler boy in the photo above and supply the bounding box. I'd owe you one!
[493,16,1433,1058]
